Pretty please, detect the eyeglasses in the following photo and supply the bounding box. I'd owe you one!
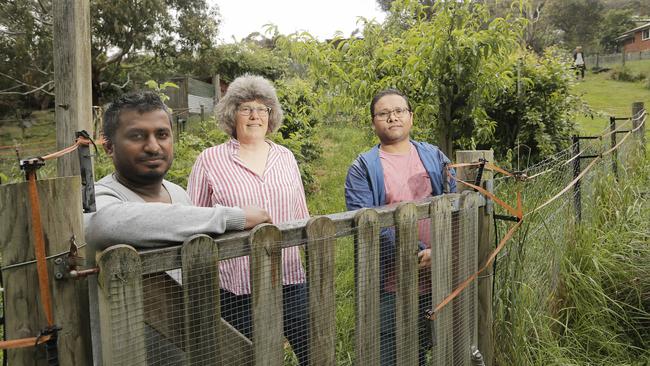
[374,107,410,121]
[237,105,271,117]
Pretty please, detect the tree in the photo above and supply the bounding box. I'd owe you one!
[599,9,636,53]
[0,0,220,111]
[281,0,524,157]
[483,48,583,165]
[544,0,604,49]
[0,0,54,115]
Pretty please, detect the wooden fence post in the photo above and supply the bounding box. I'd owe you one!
[394,203,419,365]
[456,150,494,365]
[250,224,284,366]
[632,102,646,151]
[97,244,146,366]
[354,209,381,365]
[181,234,222,365]
[305,216,336,366]
[52,0,93,177]
[430,195,455,366]
[461,192,481,348]
[0,176,92,366]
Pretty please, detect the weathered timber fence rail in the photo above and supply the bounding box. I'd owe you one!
[94,192,487,366]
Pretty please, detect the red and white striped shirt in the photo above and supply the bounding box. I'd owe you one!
[187,138,308,295]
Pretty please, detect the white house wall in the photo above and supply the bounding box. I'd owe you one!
[188,95,214,114]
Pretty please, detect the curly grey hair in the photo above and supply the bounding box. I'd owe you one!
[216,74,283,138]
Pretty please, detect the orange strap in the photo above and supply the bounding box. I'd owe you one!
[447,161,515,178]
[26,170,54,327]
[0,335,52,350]
[428,219,523,320]
[456,178,523,220]
[41,136,98,161]
[0,134,101,351]
[0,139,56,150]
[426,160,523,319]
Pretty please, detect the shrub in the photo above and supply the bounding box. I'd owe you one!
[483,47,584,167]
[609,66,647,82]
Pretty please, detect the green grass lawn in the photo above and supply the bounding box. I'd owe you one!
[307,124,375,215]
[572,59,650,138]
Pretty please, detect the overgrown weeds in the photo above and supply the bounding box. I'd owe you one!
[494,149,650,365]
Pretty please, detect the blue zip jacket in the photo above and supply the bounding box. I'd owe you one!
[345,140,456,210]
[344,140,456,286]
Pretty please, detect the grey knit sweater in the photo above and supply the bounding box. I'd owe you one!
[84,174,246,250]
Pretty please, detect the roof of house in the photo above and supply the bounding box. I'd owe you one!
[616,22,650,41]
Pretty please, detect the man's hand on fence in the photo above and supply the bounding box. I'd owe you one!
[242,206,272,229]
[418,248,431,269]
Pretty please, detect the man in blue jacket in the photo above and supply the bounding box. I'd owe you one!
[345,88,456,366]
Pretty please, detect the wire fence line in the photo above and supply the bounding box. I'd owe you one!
[491,108,646,364]
[584,50,650,68]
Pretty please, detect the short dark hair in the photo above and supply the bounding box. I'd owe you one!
[370,88,412,117]
[102,91,172,141]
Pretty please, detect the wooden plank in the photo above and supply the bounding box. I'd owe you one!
[141,272,253,365]
[139,194,473,275]
[96,244,146,365]
[457,150,495,365]
[451,192,480,366]
[219,319,253,366]
[0,176,91,366]
[461,193,480,346]
[142,272,186,350]
[305,217,336,366]
[181,234,222,365]
[249,224,284,366]
[394,203,419,366]
[430,195,454,366]
[53,0,93,176]
[354,209,380,365]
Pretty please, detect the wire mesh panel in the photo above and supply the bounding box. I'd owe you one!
[491,109,646,365]
[96,197,484,366]
[97,245,146,366]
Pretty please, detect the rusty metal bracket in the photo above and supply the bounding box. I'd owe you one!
[53,236,98,280]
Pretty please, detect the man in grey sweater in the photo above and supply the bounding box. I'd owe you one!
[84,91,270,250]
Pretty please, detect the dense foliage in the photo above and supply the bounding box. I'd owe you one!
[483,48,584,166]
[0,0,220,111]
[279,0,525,157]
[278,0,584,164]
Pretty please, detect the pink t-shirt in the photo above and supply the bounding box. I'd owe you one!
[380,143,433,293]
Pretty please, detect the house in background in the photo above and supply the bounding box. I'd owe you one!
[166,76,225,115]
[616,22,650,53]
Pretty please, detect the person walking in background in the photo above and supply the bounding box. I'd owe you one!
[345,88,456,366]
[188,74,310,365]
[573,46,586,80]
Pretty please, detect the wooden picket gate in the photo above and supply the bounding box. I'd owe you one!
[94,192,487,366]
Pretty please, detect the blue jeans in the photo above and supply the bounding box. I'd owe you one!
[220,284,310,365]
[380,291,434,366]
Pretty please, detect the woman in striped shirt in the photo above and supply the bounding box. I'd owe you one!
[187,74,310,365]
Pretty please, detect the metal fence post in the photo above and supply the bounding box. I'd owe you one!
[572,135,582,223]
[610,116,618,179]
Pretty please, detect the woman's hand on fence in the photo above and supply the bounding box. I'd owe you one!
[242,206,272,229]
[418,249,432,269]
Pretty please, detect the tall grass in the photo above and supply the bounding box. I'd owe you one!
[494,145,650,365]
